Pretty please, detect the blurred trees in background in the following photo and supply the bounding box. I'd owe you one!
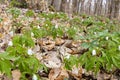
[51,0,120,19]
[3,0,120,19]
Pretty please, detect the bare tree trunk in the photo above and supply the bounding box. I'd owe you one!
[80,0,85,14]
[8,0,120,19]
[114,0,120,18]
[53,0,62,11]
[94,0,97,15]
[107,0,112,18]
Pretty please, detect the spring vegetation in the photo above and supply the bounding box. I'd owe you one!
[0,0,120,80]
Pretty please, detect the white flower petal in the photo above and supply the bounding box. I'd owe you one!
[31,32,34,37]
[94,32,97,35]
[105,36,109,40]
[9,31,14,37]
[46,24,48,26]
[37,26,40,29]
[8,41,13,46]
[27,49,33,55]
[92,49,96,56]
[51,12,54,14]
[32,74,37,80]
[55,24,58,29]
[118,45,120,51]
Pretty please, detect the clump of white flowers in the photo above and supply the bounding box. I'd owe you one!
[92,49,96,56]
[8,41,13,46]
[32,74,37,80]
[27,49,33,55]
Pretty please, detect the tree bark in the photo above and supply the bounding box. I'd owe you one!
[8,0,120,19]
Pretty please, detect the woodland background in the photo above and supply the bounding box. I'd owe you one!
[2,0,120,19]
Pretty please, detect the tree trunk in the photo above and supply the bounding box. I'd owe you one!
[8,0,120,19]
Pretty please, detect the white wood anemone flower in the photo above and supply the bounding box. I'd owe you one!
[27,49,33,55]
[37,26,40,29]
[94,32,97,35]
[105,36,109,40]
[9,31,14,37]
[55,24,58,29]
[32,74,37,80]
[8,41,13,46]
[92,49,96,56]
[118,45,120,51]
[31,32,34,37]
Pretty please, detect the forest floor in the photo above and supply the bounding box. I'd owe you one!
[0,4,120,80]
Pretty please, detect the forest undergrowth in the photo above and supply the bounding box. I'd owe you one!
[0,3,120,80]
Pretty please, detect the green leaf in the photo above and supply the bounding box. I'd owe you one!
[25,10,34,17]
[0,17,3,22]
[7,8,21,18]
[13,35,34,47]
[0,52,19,60]
[81,42,90,48]
[112,57,120,68]
[0,60,12,77]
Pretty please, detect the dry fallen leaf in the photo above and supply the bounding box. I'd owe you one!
[0,33,2,38]
[96,72,112,80]
[49,67,69,80]
[71,41,81,48]
[38,38,55,51]
[12,70,21,80]
[33,44,40,53]
[68,65,82,80]
[55,38,64,45]
[42,51,62,68]
[55,67,69,80]
[49,68,61,80]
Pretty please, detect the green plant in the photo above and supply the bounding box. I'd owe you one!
[14,56,47,79]
[0,17,3,22]
[5,34,47,79]
[0,52,18,77]
[67,27,78,39]
[9,0,21,7]
[80,30,120,73]
[64,55,79,70]
[64,30,120,75]
[40,12,56,20]
[25,10,35,17]
[7,8,21,19]
[32,27,47,38]
[39,12,68,20]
